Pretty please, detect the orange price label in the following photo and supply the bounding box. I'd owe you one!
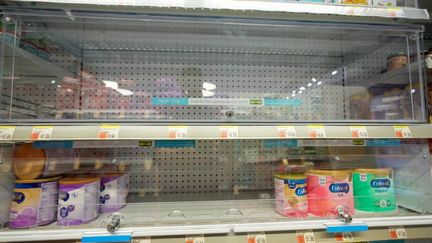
[219,126,238,139]
[31,126,53,140]
[247,233,266,243]
[335,232,353,242]
[277,126,297,138]
[168,126,187,139]
[393,126,412,138]
[350,126,368,138]
[98,125,120,139]
[185,236,204,243]
[389,227,407,239]
[308,125,326,138]
[296,231,315,243]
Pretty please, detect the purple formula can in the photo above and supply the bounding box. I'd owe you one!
[9,177,60,229]
[57,177,100,226]
[100,173,129,213]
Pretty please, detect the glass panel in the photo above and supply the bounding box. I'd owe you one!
[0,139,431,231]
[0,12,426,123]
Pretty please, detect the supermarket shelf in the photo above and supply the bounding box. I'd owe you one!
[2,123,432,141]
[5,0,430,20]
[0,200,431,242]
[365,61,422,88]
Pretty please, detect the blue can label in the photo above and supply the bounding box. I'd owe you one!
[370,179,391,188]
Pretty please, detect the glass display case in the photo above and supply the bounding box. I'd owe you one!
[0,1,432,242]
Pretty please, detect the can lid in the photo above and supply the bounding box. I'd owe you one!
[60,177,100,185]
[387,52,407,59]
[16,176,61,184]
[307,169,352,180]
[12,143,47,180]
[354,168,392,176]
[275,173,307,180]
[102,172,126,178]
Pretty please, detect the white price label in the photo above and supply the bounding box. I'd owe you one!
[186,236,205,243]
[219,126,238,139]
[31,126,53,140]
[277,126,297,138]
[133,238,151,243]
[248,233,266,243]
[296,231,315,243]
[393,126,412,138]
[308,125,326,138]
[389,227,407,239]
[388,8,405,18]
[0,126,15,140]
[168,126,188,139]
[350,126,368,138]
[335,232,353,242]
[98,125,120,139]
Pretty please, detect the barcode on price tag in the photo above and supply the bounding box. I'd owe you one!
[389,227,407,239]
[98,125,120,139]
[277,126,297,138]
[296,231,315,243]
[31,126,53,140]
[185,235,205,243]
[219,126,238,139]
[0,126,15,140]
[393,126,412,138]
[350,126,368,138]
[335,232,354,242]
[168,126,188,139]
[247,233,266,243]
[308,125,326,138]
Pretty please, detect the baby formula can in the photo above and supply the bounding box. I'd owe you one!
[58,177,100,226]
[9,176,60,228]
[353,168,396,212]
[100,173,129,213]
[307,170,354,217]
[274,173,308,217]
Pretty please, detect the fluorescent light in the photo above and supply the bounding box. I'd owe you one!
[102,80,119,89]
[116,88,134,96]
[51,80,56,84]
[292,90,297,94]
[202,90,215,97]
[307,83,312,87]
[202,82,216,91]
[299,87,305,91]
[317,81,322,85]
[312,78,317,82]
[299,90,303,94]
[332,70,338,75]
[410,89,416,94]
[291,94,296,97]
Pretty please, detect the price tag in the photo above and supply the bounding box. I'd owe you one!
[133,238,151,243]
[0,126,15,140]
[393,126,412,138]
[335,232,354,242]
[98,125,120,139]
[296,231,316,243]
[308,125,326,138]
[387,8,405,18]
[185,236,205,243]
[350,126,368,138]
[247,233,266,243]
[277,126,297,138]
[168,126,188,139]
[31,126,53,140]
[389,227,407,239]
[219,126,238,139]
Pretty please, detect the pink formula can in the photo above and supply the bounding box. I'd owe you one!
[307,170,354,217]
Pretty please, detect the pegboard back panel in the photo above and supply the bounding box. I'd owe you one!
[1,16,425,122]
